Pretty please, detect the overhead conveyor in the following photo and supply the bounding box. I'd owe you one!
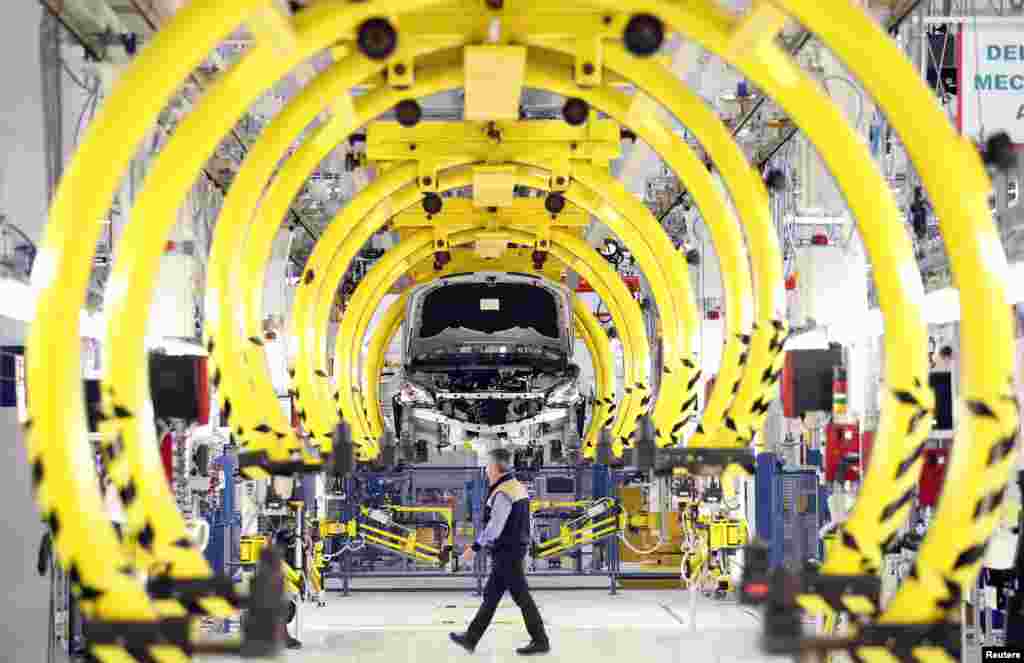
[25,1,1018,662]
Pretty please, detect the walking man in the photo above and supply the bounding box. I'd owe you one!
[450,448,550,655]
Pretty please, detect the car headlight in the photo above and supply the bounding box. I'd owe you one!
[546,379,580,407]
[399,381,435,406]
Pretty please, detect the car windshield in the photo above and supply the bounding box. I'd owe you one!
[416,283,559,339]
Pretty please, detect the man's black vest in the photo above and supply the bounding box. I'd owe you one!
[483,473,531,554]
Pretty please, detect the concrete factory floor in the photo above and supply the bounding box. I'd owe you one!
[198,582,786,663]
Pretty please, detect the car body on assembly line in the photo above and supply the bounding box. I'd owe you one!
[394,272,584,462]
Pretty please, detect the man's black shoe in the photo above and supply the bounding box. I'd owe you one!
[449,632,476,653]
[286,636,303,649]
[516,641,551,655]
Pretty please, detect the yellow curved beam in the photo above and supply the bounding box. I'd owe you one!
[227,59,465,467]
[569,0,931,583]
[518,51,754,446]
[27,0,268,650]
[572,296,617,453]
[363,294,408,439]
[94,0,438,613]
[217,44,777,471]
[205,54,395,471]
[225,53,468,474]
[599,46,786,447]
[777,0,1019,622]
[220,52,736,468]
[36,5,1011,651]
[234,48,786,468]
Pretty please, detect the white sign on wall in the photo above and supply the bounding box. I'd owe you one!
[959,25,1024,144]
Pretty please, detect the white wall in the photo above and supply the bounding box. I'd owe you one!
[0,7,48,245]
[0,314,48,662]
[0,5,55,661]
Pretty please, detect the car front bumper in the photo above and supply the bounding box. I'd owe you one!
[410,406,570,436]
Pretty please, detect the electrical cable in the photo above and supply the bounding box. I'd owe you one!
[72,78,100,149]
[617,505,668,555]
[128,0,319,251]
[821,75,865,132]
[752,0,927,170]
[657,23,817,224]
[61,59,89,92]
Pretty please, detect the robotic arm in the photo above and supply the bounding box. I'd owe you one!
[531,498,625,560]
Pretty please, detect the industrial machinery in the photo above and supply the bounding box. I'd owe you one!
[530,497,625,561]
[679,496,748,597]
[321,504,455,570]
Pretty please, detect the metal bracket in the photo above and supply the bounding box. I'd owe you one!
[387,58,415,88]
[418,163,440,192]
[575,36,604,87]
[549,159,571,192]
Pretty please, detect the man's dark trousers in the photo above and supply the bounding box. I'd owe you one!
[467,547,547,645]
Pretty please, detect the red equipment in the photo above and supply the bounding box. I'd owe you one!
[918,447,949,507]
[825,422,873,482]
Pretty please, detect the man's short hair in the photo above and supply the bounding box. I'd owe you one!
[488,448,512,472]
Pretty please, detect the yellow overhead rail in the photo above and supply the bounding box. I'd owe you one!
[516,51,756,449]
[572,297,617,452]
[27,2,1016,661]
